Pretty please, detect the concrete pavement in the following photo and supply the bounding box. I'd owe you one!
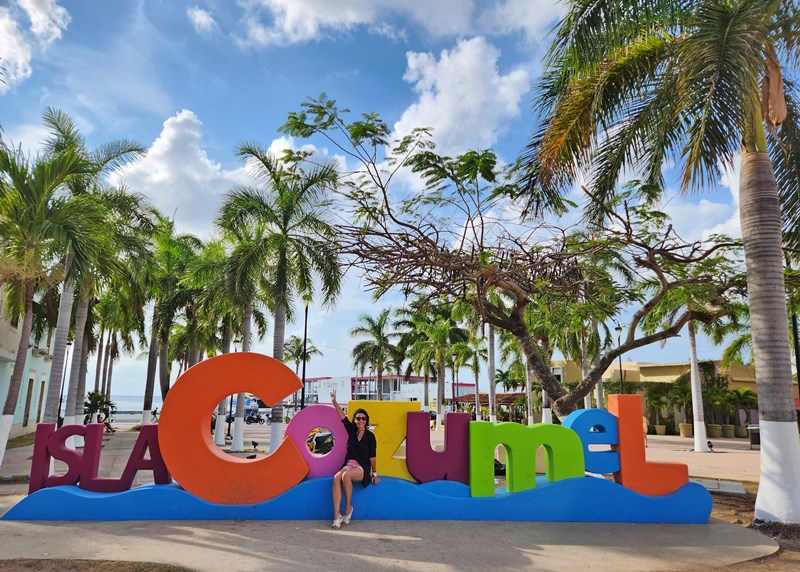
[0,424,779,571]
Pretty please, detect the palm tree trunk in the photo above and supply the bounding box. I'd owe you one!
[101,333,113,397]
[423,369,430,411]
[106,347,115,400]
[42,252,75,423]
[474,368,481,421]
[141,311,159,426]
[593,319,604,409]
[0,280,35,467]
[525,361,534,425]
[187,345,200,368]
[269,301,285,453]
[487,325,497,422]
[436,361,445,430]
[71,327,91,448]
[158,335,170,400]
[688,321,710,452]
[581,331,592,409]
[232,303,254,452]
[64,291,90,430]
[215,320,232,446]
[377,364,384,401]
[93,326,105,393]
[740,152,800,523]
[74,328,90,419]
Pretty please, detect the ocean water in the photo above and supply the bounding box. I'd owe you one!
[111,395,162,414]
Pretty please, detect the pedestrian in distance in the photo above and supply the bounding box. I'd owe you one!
[329,389,379,529]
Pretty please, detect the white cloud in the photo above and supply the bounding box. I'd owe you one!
[187,6,216,33]
[478,0,565,41]
[234,1,563,46]
[393,37,529,155]
[0,7,33,92]
[0,1,69,93]
[235,0,472,46]
[16,0,70,43]
[703,156,741,239]
[113,110,249,238]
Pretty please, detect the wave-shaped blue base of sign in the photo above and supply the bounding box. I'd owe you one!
[2,477,711,523]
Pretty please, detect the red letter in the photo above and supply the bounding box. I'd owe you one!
[609,395,688,496]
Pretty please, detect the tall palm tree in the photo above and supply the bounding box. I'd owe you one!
[148,220,203,400]
[395,305,436,409]
[219,145,342,451]
[351,309,397,401]
[454,336,487,420]
[523,0,800,523]
[283,334,322,375]
[409,311,468,428]
[38,108,146,426]
[0,144,97,465]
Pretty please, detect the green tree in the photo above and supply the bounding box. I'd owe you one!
[0,144,96,465]
[730,386,758,425]
[523,0,800,523]
[219,146,341,450]
[284,334,322,375]
[37,108,146,426]
[454,336,487,420]
[351,309,397,401]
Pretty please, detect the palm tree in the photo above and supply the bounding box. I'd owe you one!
[687,321,710,452]
[219,145,341,451]
[409,312,468,428]
[37,108,146,426]
[284,334,322,375]
[351,309,397,401]
[395,305,436,409]
[283,334,322,407]
[454,336,487,420]
[0,144,96,465]
[523,0,800,523]
[730,386,759,426]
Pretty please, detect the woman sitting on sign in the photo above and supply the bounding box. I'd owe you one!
[329,389,379,529]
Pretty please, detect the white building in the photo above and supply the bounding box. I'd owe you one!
[295,374,475,410]
[0,291,55,438]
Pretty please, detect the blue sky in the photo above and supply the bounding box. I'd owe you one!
[0,0,744,396]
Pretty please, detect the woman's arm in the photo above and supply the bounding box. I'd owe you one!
[369,456,380,484]
[330,390,346,420]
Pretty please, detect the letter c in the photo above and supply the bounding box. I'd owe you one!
[158,352,309,504]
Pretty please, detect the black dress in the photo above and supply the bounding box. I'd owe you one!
[341,416,377,487]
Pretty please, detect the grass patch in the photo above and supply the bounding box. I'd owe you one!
[0,475,29,485]
[5,432,36,449]
[0,560,192,571]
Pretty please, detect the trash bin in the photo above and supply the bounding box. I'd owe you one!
[747,425,760,449]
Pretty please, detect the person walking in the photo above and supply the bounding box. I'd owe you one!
[329,390,379,529]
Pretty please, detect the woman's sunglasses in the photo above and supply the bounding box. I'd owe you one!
[354,416,367,421]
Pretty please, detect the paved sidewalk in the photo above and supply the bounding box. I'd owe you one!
[0,426,778,571]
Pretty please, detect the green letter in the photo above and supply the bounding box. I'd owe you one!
[469,422,585,497]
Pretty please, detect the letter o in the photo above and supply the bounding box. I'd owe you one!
[285,405,347,477]
[159,352,309,504]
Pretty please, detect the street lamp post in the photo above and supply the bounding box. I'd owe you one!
[57,341,73,427]
[300,304,309,409]
[615,324,624,395]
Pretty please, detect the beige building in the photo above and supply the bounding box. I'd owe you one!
[550,358,799,410]
[0,291,55,439]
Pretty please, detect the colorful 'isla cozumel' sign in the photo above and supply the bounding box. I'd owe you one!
[3,353,712,523]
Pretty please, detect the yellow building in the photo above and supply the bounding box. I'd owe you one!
[550,359,799,410]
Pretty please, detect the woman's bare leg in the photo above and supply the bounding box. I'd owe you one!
[343,468,363,517]
[332,469,345,518]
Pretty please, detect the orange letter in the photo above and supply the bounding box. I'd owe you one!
[159,352,309,504]
[609,395,688,496]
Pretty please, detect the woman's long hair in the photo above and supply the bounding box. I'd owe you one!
[352,408,369,426]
